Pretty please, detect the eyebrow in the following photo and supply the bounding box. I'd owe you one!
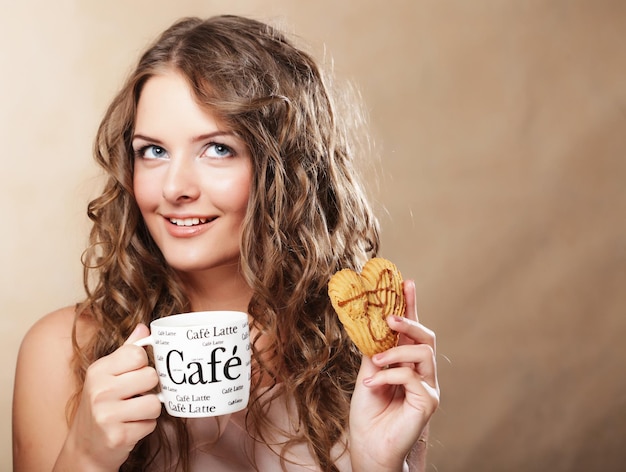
[131,131,237,144]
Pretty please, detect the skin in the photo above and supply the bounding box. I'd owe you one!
[12,69,439,472]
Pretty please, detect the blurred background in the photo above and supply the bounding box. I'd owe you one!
[1,1,625,470]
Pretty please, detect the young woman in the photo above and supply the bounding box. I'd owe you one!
[13,15,439,471]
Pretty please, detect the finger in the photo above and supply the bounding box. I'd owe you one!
[93,394,162,428]
[89,325,151,377]
[95,324,152,376]
[124,324,150,345]
[366,365,439,399]
[372,344,437,386]
[119,394,163,422]
[85,364,159,408]
[102,343,150,376]
[403,279,418,323]
[388,315,436,350]
[116,366,160,399]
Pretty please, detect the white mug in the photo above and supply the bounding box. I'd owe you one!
[135,310,251,418]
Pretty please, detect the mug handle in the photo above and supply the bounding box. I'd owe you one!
[134,336,165,403]
[134,335,153,348]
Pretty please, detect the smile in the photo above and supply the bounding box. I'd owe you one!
[168,217,214,227]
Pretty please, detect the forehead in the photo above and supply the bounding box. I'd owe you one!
[134,71,228,136]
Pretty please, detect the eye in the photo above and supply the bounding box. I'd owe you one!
[136,145,168,160]
[205,143,234,159]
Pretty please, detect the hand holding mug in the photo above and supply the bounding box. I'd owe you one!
[61,324,161,470]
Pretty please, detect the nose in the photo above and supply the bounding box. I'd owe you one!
[162,156,200,203]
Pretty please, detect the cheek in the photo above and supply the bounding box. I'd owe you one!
[213,169,252,214]
[133,170,159,214]
[235,174,252,210]
[234,173,252,214]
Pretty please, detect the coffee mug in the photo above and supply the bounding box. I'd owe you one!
[135,310,251,418]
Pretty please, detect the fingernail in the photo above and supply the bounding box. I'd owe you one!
[390,315,404,323]
[363,377,374,386]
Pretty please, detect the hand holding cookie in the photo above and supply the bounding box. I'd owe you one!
[328,257,406,357]
[344,273,440,472]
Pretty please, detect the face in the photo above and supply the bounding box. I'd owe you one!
[132,71,252,275]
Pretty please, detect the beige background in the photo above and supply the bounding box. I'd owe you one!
[2,1,625,470]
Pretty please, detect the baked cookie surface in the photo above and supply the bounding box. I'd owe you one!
[328,257,406,357]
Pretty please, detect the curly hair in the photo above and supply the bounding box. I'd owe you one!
[71,15,380,471]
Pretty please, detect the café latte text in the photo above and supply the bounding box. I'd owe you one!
[187,325,238,340]
[166,346,243,385]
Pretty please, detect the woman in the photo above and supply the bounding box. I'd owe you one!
[13,15,439,471]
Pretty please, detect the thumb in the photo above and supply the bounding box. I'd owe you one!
[124,323,151,345]
[403,279,418,323]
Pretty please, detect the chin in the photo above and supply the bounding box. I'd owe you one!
[164,254,242,275]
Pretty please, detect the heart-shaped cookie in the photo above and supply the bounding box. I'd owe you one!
[328,257,406,357]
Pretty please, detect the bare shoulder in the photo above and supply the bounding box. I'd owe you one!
[21,305,74,345]
[17,307,74,377]
[13,305,95,471]
[14,304,97,406]
[18,305,96,354]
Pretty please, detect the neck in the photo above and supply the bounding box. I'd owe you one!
[176,262,253,313]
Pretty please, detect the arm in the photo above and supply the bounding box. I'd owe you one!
[13,307,161,471]
[13,307,81,471]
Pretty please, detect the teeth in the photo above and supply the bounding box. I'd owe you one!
[169,217,209,226]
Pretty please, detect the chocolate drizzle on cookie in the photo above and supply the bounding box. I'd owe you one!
[328,258,406,357]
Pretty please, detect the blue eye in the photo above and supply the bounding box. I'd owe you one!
[138,145,168,159]
[206,143,234,159]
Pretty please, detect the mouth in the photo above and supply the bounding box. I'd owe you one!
[167,217,216,227]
